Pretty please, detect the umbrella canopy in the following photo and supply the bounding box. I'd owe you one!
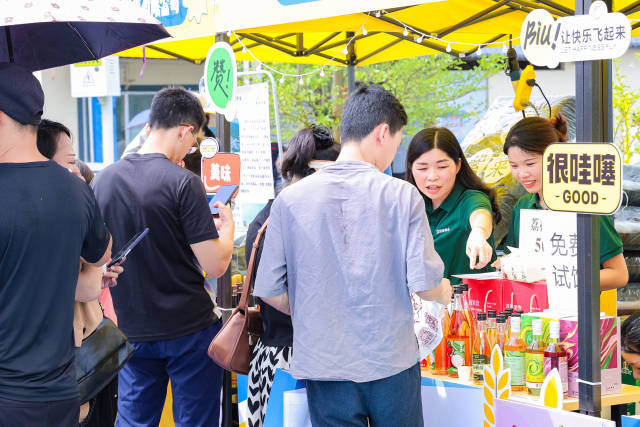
[118,0,640,66]
[126,108,150,130]
[0,0,170,71]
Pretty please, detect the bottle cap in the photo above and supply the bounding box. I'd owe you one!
[515,310,524,315]
[511,315,521,333]
[532,318,543,336]
[461,283,468,292]
[497,315,505,323]
[454,286,463,294]
[550,321,560,339]
[510,312,521,317]
[477,312,487,321]
[487,310,497,318]
[505,308,513,314]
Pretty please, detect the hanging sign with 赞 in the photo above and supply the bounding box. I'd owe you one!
[520,0,631,69]
[541,143,622,214]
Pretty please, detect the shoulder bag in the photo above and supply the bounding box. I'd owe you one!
[208,218,269,375]
[75,317,135,404]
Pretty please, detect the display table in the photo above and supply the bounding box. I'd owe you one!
[421,369,640,425]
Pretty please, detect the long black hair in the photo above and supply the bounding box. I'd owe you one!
[280,124,340,181]
[622,313,640,354]
[405,127,501,224]
[503,113,568,155]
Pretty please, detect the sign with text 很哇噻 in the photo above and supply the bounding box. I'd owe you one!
[541,143,622,215]
[520,0,631,69]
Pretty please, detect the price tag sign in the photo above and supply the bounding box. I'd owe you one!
[542,143,622,214]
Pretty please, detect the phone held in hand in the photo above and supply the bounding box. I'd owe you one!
[209,184,238,216]
[107,228,150,268]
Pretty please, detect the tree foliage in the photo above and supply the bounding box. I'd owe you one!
[613,58,640,164]
[260,53,505,143]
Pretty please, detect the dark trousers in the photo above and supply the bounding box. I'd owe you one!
[0,395,80,427]
[306,363,424,427]
[116,321,223,427]
[80,377,118,427]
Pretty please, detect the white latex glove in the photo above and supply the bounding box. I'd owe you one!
[466,228,492,270]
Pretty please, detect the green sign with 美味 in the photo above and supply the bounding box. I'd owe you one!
[204,42,237,121]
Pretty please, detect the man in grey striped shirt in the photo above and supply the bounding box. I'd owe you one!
[254,84,452,426]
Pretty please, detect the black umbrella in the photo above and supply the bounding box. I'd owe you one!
[0,1,170,71]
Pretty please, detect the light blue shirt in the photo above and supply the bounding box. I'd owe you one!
[254,160,444,382]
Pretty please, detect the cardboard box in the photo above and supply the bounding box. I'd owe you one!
[559,316,622,397]
[463,277,548,318]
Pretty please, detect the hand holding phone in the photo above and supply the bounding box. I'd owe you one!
[209,185,238,216]
[107,228,149,268]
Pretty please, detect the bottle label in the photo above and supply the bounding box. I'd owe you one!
[526,353,544,387]
[504,350,526,386]
[472,353,488,380]
[447,339,466,375]
[559,357,568,393]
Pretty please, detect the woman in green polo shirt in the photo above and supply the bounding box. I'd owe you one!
[502,114,628,297]
[406,127,499,285]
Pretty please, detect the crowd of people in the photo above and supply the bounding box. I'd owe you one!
[0,60,633,427]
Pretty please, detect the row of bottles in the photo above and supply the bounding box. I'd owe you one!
[432,285,568,396]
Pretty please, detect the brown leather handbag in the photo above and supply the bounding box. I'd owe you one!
[208,218,269,375]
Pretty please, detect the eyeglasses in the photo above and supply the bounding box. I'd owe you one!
[180,123,201,154]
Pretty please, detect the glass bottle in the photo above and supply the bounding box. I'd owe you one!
[472,312,490,384]
[526,318,545,395]
[496,315,507,351]
[543,321,568,396]
[433,295,452,376]
[447,287,471,378]
[504,313,526,391]
[487,310,497,350]
[504,308,513,340]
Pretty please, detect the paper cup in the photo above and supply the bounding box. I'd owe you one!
[458,365,472,382]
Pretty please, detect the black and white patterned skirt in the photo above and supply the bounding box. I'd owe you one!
[246,339,292,427]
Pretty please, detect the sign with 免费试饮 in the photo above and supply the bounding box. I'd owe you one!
[520,209,577,315]
[201,153,241,194]
[520,0,631,69]
[204,42,237,121]
[541,143,622,215]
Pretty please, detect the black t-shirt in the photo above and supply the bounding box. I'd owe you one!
[245,200,293,347]
[91,153,219,342]
[0,161,110,402]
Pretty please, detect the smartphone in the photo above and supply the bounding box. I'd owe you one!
[209,184,239,215]
[107,228,150,268]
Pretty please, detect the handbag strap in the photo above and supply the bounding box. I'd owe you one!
[238,217,270,310]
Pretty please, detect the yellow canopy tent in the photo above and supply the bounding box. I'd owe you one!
[120,0,640,66]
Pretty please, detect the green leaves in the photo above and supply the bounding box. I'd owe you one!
[264,53,504,144]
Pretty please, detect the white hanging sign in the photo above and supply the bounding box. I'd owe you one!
[519,209,578,315]
[520,0,631,69]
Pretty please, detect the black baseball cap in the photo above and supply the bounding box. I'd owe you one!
[0,63,44,125]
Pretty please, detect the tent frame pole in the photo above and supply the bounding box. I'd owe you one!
[575,0,612,418]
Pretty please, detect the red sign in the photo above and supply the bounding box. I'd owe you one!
[201,153,241,194]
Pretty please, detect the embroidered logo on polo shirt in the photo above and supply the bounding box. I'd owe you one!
[436,227,450,235]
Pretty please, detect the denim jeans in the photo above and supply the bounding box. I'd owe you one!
[306,363,423,427]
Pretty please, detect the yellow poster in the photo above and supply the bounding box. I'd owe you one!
[541,143,622,214]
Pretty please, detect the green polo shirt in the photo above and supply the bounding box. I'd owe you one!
[503,193,623,264]
[425,184,497,285]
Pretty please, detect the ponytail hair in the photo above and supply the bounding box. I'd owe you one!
[503,113,568,156]
[405,127,501,224]
[281,124,340,181]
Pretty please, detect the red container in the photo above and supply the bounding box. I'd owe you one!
[463,278,548,317]
[464,278,502,318]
